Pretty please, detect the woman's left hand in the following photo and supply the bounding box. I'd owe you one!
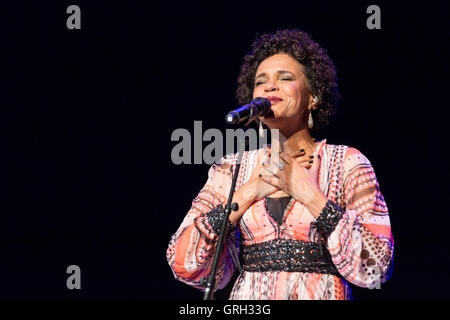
[259,151,328,218]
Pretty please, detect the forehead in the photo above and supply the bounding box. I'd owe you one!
[255,53,304,75]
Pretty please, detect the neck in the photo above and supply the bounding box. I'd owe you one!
[272,127,316,155]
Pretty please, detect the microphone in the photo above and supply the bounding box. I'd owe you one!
[225,97,271,125]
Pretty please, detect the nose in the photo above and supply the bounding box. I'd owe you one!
[264,80,278,92]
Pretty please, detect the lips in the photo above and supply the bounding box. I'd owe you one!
[266,96,283,104]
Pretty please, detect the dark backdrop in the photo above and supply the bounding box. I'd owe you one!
[2,0,449,299]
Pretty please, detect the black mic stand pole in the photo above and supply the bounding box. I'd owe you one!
[203,135,246,300]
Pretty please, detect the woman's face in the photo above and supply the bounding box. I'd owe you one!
[253,53,313,131]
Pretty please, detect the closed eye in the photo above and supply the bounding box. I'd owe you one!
[255,77,292,86]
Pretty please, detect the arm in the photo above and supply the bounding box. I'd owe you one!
[311,147,394,288]
[166,156,248,292]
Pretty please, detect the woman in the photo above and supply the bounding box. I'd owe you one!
[167,29,394,300]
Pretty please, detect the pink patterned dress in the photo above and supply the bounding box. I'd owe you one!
[167,139,394,299]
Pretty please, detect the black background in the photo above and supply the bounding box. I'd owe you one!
[2,0,449,299]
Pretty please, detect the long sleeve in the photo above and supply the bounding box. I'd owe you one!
[166,157,237,292]
[320,147,394,289]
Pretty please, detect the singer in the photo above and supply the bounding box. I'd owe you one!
[167,29,394,300]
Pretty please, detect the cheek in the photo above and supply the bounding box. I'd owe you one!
[253,86,262,98]
[286,84,309,107]
[287,83,302,98]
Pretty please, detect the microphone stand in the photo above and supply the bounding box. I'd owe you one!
[202,135,246,300]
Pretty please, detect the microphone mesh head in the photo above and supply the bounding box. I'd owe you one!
[254,97,271,116]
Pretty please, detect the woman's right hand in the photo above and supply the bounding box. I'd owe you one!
[245,147,280,201]
[228,147,278,225]
[228,146,314,225]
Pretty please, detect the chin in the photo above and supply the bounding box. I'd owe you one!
[263,111,288,122]
[261,117,285,130]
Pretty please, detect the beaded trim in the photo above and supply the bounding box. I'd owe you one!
[241,238,339,275]
[312,200,344,237]
[205,205,234,236]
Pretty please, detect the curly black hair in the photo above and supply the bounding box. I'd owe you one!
[236,29,340,132]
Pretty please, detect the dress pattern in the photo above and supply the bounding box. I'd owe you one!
[166,139,394,299]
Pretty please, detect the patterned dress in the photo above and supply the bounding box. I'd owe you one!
[167,139,394,300]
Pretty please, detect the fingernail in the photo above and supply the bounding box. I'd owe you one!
[309,155,314,159]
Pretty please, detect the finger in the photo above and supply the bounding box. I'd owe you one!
[257,152,272,170]
[294,154,315,164]
[261,164,279,178]
[279,152,294,165]
[259,174,280,188]
[262,145,272,159]
[270,156,290,177]
[287,148,307,158]
[264,145,271,157]
[257,147,270,163]
[291,157,312,170]
[310,153,322,173]
[300,163,313,170]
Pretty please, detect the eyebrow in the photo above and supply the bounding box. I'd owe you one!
[255,70,295,80]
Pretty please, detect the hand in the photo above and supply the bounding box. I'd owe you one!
[259,151,328,218]
[285,148,315,170]
[245,147,280,201]
[244,147,316,201]
[228,147,279,225]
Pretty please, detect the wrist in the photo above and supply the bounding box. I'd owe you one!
[228,183,255,226]
[305,190,328,219]
[311,200,344,237]
[236,180,257,203]
[205,205,235,237]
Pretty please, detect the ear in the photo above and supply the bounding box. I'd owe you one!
[308,95,319,111]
